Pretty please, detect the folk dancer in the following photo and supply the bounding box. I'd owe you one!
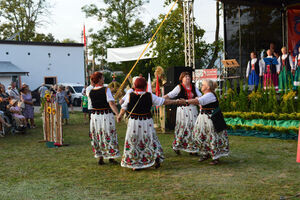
[185,79,229,165]
[293,46,300,90]
[118,77,180,171]
[163,72,202,155]
[278,47,294,91]
[88,72,120,165]
[246,51,262,90]
[261,49,279,90]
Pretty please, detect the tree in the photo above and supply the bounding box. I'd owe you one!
[61,38,77,43]
[82,0,151,73]
[32,33,57,42]
[152,5,211,69]
[0,0,50,41]
[207,0,222,68]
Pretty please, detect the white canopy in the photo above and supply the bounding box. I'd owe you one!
[107,42,156,63]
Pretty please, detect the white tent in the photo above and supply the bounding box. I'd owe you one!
[107,42,156,63]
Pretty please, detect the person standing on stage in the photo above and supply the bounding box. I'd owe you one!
[117,77,180,171]
[163,72,202,155]
[293,46,300,90]
[261,49,279,90]
[88,72,120,165]
[185,79,229,165]
[278,47,294,91]
[246,52,262,90]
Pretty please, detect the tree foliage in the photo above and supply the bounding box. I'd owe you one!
[152,6,211,69]
[82,0,153,74]
[0,0,51,41]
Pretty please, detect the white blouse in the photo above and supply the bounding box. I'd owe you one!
[121,88,134,102]
[246,58,263,77]
[278,54,294,70]
[121,91,165,110]
[197,92,217,106]
[88,86,115,102]
[85,85,94,110]
[167,85,202,99]
[295,54,300,68]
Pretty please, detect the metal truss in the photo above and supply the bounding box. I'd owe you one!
[183,0,195,69]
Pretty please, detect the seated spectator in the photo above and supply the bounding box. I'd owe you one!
[0,84,10,112]
[9,99,26,127]
[7,82,20,100]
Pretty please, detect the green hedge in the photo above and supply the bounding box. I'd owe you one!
[227,124,298,134]
[223,112,300,120]
[217,80,300,114]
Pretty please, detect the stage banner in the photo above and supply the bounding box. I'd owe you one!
[288,7,300,56]
[195,69,218,81]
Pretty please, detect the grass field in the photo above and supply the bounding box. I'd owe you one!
[0,112,299,200]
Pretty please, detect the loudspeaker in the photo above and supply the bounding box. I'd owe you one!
[165,105,177,130]
[163,84,177,130]
[166,66,193,85]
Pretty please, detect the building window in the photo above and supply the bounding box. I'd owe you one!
[44,76,57,85]
[48,53,51,58]
[28,52,31,55]
[67,53,71,56]
[6,52,9,55]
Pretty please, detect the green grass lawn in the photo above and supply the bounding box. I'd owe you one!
[0,112,299,200]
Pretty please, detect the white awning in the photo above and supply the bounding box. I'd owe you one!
[107,42,156,63]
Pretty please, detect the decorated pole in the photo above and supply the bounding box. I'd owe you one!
[42,92,64,147]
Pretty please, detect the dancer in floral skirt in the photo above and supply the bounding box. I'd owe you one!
[117,77,180,170]
[185,79,229,165]
[163,72,202,155]
[88,72,120,165]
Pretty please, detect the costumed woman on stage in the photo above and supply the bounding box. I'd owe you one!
[261,49,279,90]
[294,46,300,90]
[185,79,229,165]
[278,47,294,91]
[163,72,202,155]
[246,51,262,90]
[117,77,180,171]
[88,72,120,165]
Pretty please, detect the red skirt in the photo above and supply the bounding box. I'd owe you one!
[264,73,278,90]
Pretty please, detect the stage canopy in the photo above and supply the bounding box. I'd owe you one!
[107,42,156,63]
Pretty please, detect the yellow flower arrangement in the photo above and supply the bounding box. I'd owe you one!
[52,109,56,115]
[47,107,51,114]
[45,94,51,99]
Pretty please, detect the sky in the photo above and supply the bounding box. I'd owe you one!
[37,0,222,44]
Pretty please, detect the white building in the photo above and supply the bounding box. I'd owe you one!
[0,40,85,90]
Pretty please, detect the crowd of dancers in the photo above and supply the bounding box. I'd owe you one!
[87,71,229,171]
[246,45,300,91]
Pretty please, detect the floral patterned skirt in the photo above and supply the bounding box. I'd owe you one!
[89,112,120,159]
[173,105,198,152]
[121,118,164,169]
[192,113,229,160]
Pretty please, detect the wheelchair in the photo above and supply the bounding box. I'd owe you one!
[0,110,26,136]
